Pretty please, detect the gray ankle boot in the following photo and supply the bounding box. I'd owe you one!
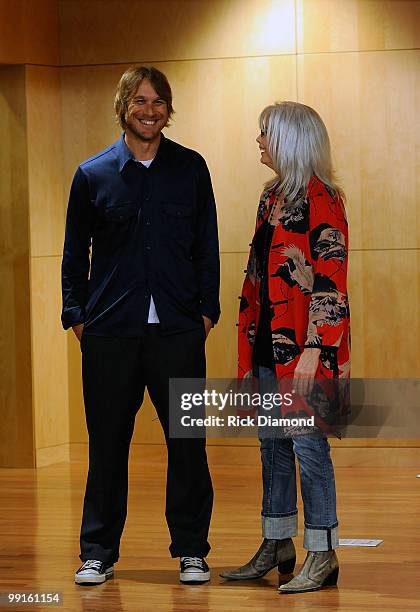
[220,538,296,580]
[278,550,339,593]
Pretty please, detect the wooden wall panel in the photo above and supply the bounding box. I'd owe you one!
[0,0,24,63]
[0,0,59,65]
[0,66,34,467]
[30,257,69,453]
[26,66,65,257]
[297,50,420,251]
[349,249,420,378]
[58,1,420,454]
[60,64,129,190]
[159,56,296,254]
[61,54,296,253]
[25,65,68,463]
[67,333,84,444]
[297,0,420,53]
[59,0,295,66]
[206,253,247,379]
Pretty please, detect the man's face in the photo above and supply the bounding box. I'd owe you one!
[125,79,169,143]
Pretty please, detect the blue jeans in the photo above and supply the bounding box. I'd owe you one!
[258,366,339,551]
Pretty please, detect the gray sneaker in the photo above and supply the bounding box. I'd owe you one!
[180,557,210,583]
[75,559,114,585]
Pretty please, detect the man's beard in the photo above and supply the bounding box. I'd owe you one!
[125,116,162,142]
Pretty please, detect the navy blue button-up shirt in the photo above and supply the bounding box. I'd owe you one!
[61,133,220,337]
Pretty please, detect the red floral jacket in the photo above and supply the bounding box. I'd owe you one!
[238,175,350,387]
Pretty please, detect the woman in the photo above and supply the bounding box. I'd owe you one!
[220,102,350,594]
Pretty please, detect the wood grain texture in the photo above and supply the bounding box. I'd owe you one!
[36,443,70,467]
[0,460,419,610]
[0,66,34,468]
[0,0,59,65]
[206,253,247,379]
[162,56,296,253]
[69,441,420,466]
[26,66,65,257]
[59,0,295,66]
[30,256,69,453]
[349,249,420,378]
[297,0,420,53]
[25,64,69,461]
[67,332,85,445]
[297,49,420,251]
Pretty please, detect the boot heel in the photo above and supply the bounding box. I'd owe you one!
[278,556,296,575]
[323,567,339,586]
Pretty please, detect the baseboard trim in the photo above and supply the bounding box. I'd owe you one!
[67,442,420,467]
[36,443,70,467]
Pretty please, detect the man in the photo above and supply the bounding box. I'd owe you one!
[61,66,220,586]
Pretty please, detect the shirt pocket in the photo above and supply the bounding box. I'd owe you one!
[163,201,194,233]
[93,202,138,254]
[162,202,193,219]
[102,202,138,222]
[161,201,195,254]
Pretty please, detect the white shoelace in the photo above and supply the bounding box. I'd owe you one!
[82,560,102,571]
[182,556,204,569]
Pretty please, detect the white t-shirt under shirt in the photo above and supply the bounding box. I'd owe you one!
[136,159,159,323]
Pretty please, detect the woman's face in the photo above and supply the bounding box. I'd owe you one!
[256,130,274,169]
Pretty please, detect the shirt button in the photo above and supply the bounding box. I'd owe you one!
[146,245,151,250]
[145,196,150,202]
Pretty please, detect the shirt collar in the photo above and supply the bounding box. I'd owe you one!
[116,132,168,173]
[115,133,134,173]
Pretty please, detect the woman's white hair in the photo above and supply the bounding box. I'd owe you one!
[259,101,344,205]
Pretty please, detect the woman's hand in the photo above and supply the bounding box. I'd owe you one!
[293,348,321,396]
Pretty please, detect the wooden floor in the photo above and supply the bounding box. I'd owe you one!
[0,453,419,611]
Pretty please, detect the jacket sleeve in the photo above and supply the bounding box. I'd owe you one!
[192,157,221,325]
[61,167,94,330]
[304,187,349,349]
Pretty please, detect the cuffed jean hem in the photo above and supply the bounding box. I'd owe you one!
[303,523,339,551]
[262,512,298,540]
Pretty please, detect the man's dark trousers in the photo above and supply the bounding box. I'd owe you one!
[79,324,212,563]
